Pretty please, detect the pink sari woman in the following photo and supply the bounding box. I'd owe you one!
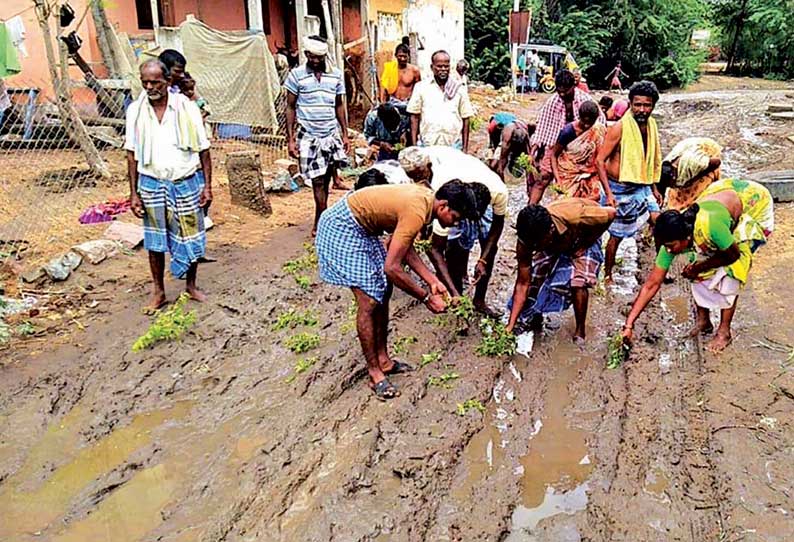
[551,101,607,202]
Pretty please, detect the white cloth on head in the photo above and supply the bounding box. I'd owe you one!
[398,146,430,173]
[303,36,328,56]
[370,160,411,184]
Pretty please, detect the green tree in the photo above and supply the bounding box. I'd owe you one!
[464,0,513,87]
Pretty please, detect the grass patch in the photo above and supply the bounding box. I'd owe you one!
[456,398,486,416]
[393,335,418,355]
[419,351,442,368]
[475,318,516,357]
[285,332,321,354]
[428,371,460,389]
[16,322,36,336]
[272,308,319,331]
[132,293,197,352]
[285,356,320,383]
[283,242,318,288]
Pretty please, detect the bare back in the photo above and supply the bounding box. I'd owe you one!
[700,189,742,222]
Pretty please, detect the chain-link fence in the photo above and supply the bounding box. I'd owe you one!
[0,69,288,271]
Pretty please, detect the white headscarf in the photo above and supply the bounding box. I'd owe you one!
[398,147,431,174]
[303,36,328,56]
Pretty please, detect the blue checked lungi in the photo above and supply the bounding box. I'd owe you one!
[507,240,603,322]
[139,172,206,279]
[448,206,493,251]
[316,198,388,303]
[601,178,660,238]
[297,125,348,181]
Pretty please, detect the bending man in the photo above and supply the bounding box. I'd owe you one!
[507,199,616,343]
[316,176,480,399]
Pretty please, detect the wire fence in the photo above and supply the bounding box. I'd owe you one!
[0,69,289,271]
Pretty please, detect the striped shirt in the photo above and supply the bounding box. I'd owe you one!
[530,88,602,148]
[284,65,345,136]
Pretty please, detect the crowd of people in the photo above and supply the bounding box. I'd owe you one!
[124,35,775,400]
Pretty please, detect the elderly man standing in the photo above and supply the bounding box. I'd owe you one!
[407,50,474,153]
[285,35,350,236]
[127,59,212,310]
[528,69,604,204]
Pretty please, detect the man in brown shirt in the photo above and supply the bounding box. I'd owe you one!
[506,198,616,343]
[316,180,480,399]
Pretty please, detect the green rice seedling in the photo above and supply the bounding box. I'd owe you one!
[16,322,36,336]
[272,308,319,331]
[132,293,197,352]
[0,321,10,344]
[413,238,432,254]
[393,335,418,355]
[607,333,630,369]
[283,243,319,287]
[456,398,486,416]
[475,318,516,357]
[340,299,357,334]
[450,295,474,323]
[285,332,321,354]
[419,351,441,368]
[285,356,320,383]
[428,371,460,389]
[469,116,485,132]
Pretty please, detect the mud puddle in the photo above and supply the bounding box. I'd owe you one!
[507,340,595,540]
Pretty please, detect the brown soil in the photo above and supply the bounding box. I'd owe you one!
[1,75,794,541]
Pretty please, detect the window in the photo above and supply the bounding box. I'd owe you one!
[134,0,168,30]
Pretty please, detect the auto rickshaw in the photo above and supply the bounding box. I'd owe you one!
[514,41,579,94]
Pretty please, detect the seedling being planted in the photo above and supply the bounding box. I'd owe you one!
[272,308,318,331]
[427,371,460,389]
[514,153,539,177]
[285,332,320,354]
[607,333,630,369]
[413,239,432,254]
[476,318,516,357]
[132,293,197,352]
[393,335,418,355]
[419,351,441,368]
[283,243,319,288]
[285,356,320,383]
[456,398,486,416]
[449,295,475,323]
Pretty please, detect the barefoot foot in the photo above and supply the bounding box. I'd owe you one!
[144,291,167,313]
[706,330,732,353]
[686,322,714,338]
[186,286,208,302]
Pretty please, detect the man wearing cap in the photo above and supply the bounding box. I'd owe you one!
[285,35,350,236]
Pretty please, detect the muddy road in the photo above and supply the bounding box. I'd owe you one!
[2,84,794,541]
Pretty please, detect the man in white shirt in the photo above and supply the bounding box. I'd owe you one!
[407,50,474,153]
[127,59,212,310]
[403,146,508,315]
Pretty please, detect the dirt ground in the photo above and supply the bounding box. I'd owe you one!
[2,76,794,541]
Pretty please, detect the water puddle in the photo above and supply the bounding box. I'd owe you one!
[450,416,506,501]
[506,482,590,540]
[643,467,671,502]
[506,342,593,538]
[609,237,639,296]
[0,401,193,540]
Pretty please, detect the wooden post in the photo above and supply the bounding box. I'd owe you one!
[91,0,120,76]
[295,0,307,64]
[34,0,110,179]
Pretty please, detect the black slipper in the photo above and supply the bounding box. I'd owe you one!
[372,379,400,401]
[386,360,415,375]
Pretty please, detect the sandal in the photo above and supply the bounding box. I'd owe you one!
[386,360,415,375]
[372,378,400,401]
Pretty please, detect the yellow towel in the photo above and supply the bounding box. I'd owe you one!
[381,59,399,94]
[619,112,661,185]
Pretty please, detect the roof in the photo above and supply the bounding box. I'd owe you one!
[517,43,567,54]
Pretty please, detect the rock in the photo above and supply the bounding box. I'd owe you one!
[72,240,121,264]
[43,251,82,281]
[103,221,144,248]
[274,158,299,176]
[21,267,45,284]
[769,112,794,120]
[226,151,272,217]
[266,170,298,192]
